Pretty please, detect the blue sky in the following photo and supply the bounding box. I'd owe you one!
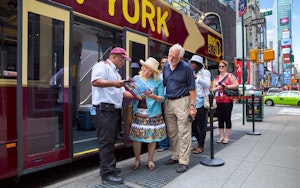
[259,0,299,67]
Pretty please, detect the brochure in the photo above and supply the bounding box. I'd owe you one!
[123,78,152,100]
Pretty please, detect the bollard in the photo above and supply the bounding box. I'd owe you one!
[200,93,225,167]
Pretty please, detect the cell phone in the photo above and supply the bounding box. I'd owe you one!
[188,115,193,122]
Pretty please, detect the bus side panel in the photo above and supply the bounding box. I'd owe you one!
[0,86,17,179]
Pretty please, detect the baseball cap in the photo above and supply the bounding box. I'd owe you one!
[110,47,131,61]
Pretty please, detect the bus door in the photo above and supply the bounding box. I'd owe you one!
[122,28,149,145]
[19,0,71,174]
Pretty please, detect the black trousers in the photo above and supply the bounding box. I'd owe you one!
[192,106,208,148]
[216,102,233,129]
[93,107,121,177]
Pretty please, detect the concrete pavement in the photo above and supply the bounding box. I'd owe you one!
[46,106,300,188]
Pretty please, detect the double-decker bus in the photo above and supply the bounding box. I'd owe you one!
[0,0,222,180]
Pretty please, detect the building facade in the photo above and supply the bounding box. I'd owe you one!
[192,0,237,65]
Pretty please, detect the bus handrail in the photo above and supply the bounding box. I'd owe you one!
[79,47,111,82]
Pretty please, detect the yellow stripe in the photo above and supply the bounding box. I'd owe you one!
[73,148,99,157]
[73,143,125,157]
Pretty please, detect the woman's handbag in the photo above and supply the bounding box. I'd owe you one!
[223,89,241,96]
[201,72,216,110]
[125,100,134,125]
[204,92,217,110]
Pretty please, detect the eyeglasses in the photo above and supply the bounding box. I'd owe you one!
[117,56,126,63]
[218,65,225,68]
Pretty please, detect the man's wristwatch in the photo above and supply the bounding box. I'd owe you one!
[190,104,196,108]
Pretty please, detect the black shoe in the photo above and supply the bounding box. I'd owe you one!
[113,167,121,174]
[176,164,188,173]
[101,174,123,185]
[164,159,179,165]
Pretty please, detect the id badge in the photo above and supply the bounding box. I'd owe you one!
[89,107,96,115]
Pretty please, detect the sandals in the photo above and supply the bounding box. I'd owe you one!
[131,160,141,170]
[148,160,156,170]
[192,147,204,154]
[222,139,230,144]
[217,138,224,143]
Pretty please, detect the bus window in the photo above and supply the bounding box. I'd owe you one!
[202,13,222,34]
[0,14,17,79]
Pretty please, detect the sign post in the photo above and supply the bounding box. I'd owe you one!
[239,0,247,125]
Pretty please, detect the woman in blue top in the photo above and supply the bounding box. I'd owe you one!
[129,57,166,170]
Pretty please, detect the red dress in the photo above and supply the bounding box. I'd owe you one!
[214,73,234,103]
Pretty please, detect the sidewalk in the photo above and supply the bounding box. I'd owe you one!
[46,108,300,188]
[164,111,300,188]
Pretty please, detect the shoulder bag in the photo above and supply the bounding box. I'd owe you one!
[204,91,217,110]
[201,72,216,109]
[223,74,241,97]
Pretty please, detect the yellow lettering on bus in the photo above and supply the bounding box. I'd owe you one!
[123,0,139,24]
[141,0,155,32]
[157,7,169,36]
[108,0,117,16]
[76,0,84,4]
[208,34,221,57]
[86,0,169,37]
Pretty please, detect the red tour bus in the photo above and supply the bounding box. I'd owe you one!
[0,0,222,180]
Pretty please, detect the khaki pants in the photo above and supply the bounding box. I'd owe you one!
[164,96,191,165]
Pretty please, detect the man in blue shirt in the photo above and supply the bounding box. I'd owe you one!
[163,44,196,173]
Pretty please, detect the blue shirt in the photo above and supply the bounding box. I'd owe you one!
[163,60,195,98]
[132,75,165,118]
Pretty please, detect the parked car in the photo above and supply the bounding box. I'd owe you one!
[237,84,256,103]
[238,84,256,94]
[264,91,300,106]
[265,88,282,96]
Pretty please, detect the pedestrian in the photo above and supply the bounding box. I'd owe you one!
[163,44,197,173]
[129,57,167,170]
[189,55,211,154]
[131,62,140,77]
[91,47,134,185]
[212,60,239,144]
[157,56,170,152]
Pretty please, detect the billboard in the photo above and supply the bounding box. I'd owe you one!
[282,30,290,39]
[283,54,290,63]
[280,17,289,25]
[281,38,291,48]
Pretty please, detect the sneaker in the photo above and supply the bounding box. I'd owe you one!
[157,148,167,152]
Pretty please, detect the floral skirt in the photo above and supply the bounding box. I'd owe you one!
[129,108,167,143]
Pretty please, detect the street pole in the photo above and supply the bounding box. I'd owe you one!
[242,15,245,125]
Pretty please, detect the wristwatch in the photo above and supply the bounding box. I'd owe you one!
[190,104,195,108]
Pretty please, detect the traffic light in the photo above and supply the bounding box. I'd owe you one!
[291,78,299,84]
[263,50,274,62]
[249,49,257,61]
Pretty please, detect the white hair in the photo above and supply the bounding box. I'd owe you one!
[169,43,185,58]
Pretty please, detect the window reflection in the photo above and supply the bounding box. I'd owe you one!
[27,12,65,154]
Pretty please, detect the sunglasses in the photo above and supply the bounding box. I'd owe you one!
[218,65,225,68]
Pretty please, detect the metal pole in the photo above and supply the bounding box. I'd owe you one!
[200,94,224,166]
[242,15,245,125]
